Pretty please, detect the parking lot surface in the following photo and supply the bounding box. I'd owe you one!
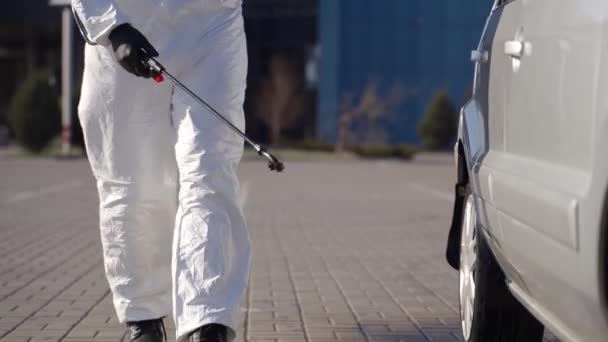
[0,154,558,341]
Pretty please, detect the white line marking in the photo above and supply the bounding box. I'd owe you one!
[238,180,250,209]
[409,183,453,202]
[3,180,84,205]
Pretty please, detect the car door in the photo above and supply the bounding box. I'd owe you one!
[491,0,600,337]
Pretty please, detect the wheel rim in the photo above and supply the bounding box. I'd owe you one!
[459,193,477,341]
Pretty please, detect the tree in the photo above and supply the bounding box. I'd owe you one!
[254,55,304,145]
[337,81,403,150]
[418,89,458,150]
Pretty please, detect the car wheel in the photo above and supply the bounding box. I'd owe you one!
[459,186,545,342]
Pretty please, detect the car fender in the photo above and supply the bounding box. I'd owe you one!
[446,99,487,269]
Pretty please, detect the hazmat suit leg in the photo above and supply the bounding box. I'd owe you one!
[78,5,251,339]
[169,11,250,341]
[78,44,177,322]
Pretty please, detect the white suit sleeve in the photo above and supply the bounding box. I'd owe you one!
[71,0,128,45]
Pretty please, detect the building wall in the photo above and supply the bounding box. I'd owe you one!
[318,0,491,144]
[1,1,318,141]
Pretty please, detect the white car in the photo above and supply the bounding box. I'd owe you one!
[446,0,608,341]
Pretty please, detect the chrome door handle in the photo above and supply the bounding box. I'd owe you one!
[505,39,532,59]
[504,40,524,58]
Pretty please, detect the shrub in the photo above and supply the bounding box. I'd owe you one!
[418,89,458,150]
[337,82,404,151]
[349,143,417,160]
[284,139,336,152]
[7,70,60,152]
[254,54,306,145]
[391,144,418,160]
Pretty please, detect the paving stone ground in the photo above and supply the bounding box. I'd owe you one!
[0,153,558,342]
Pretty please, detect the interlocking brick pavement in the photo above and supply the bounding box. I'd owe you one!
[0,154,558,341]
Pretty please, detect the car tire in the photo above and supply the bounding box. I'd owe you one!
[459,186,545,342]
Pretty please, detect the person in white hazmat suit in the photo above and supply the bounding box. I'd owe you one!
[71,1,250,341]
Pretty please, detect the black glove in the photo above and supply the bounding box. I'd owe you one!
[109,24,158,78]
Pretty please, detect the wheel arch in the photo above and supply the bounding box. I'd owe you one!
[446,140,470,269]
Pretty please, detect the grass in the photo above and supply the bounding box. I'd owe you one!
[3,137,418,163]
[244,141,418,162]
[0,138,85,159]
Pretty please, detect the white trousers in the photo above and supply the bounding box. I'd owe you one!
[78,8,250,341]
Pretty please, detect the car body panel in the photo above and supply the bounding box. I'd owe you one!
[493,1,604,340]
[451,0,608,340]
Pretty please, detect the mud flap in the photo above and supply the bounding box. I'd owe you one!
[446,183,466,269]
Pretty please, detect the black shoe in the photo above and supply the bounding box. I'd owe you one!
[125,318,167,342]
[188,324,234,342]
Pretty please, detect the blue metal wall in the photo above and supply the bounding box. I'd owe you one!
[318,0,491,144]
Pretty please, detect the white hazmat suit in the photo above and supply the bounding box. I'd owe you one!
[72,0,250,340]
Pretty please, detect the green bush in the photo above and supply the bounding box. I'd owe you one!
[391,144,418,160]
[418,89,458,150]
[7,70,60,152]
[284,139,336,152]
[349,143,417,160]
